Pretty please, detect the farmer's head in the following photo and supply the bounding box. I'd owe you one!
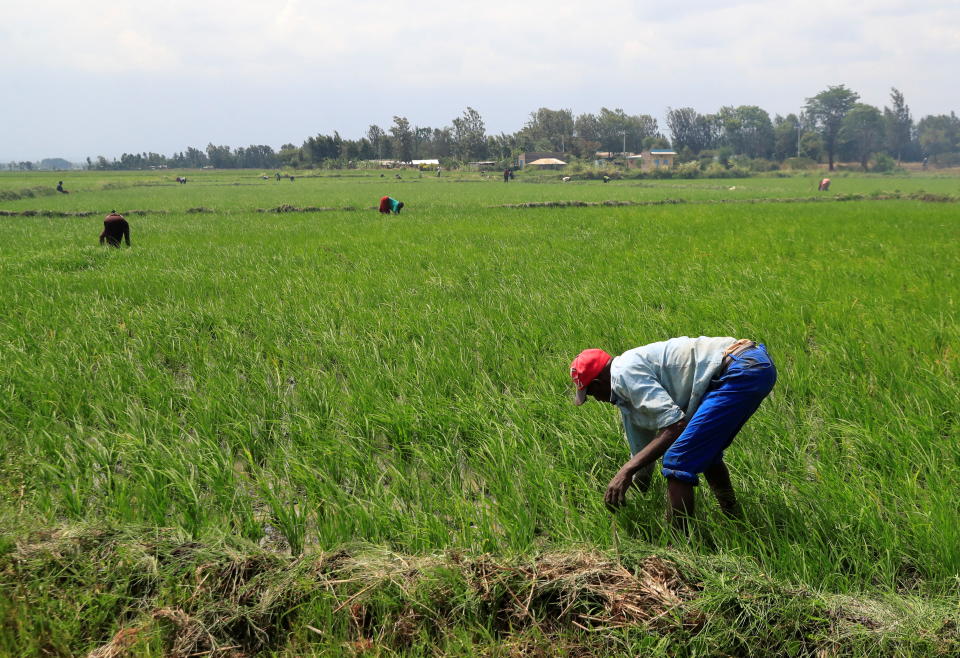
[570,348,612,405]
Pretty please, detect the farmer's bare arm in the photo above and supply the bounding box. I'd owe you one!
[605,419,687,508]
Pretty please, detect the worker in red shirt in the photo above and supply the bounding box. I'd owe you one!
[378,196,404,214]
[99,211,130,247]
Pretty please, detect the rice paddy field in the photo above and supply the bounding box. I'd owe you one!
[1,168,959,655]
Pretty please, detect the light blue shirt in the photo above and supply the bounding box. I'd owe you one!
[610,336,736,455]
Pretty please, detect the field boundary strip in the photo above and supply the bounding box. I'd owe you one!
[1,192,957,219]
[7,525,958,656]
[0,206,364,217]
[494,191,960,209]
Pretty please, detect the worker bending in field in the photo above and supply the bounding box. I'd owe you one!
[378,196,404,214]
[818,177,831,191]
[570,336,776,532]
[99,210,131,247]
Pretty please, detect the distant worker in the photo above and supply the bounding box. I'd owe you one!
[436,166,441,177]
[99,210,130,247]
[570,337,776,533]
[503,168,510,183]
[378,196,404,214]
[290,175,295,182]
[818,177,831,192]
[276,172,282,182]
[56,181,68,194]
[603,175,611,184]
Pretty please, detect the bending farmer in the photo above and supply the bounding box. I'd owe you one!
[378,196,404,214]
[570,336,776,531]
[99,210,131,247]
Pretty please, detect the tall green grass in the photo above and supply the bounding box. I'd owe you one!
[1,171,958,652]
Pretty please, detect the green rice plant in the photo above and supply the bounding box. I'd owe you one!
[1,170,959,652]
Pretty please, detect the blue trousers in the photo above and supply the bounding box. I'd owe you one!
[661,344,777,485]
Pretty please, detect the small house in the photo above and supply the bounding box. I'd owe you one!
[630,149,677,171]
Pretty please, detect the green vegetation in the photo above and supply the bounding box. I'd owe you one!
[10,87,960,175]
[1,170,958,655]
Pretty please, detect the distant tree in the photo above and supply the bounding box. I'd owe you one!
[183,147,207,168]
[238,144,278,169]
[205,144,235,168]
[489,132,519,162]
[303,134,344,164]
[573,113,599,142]
[883,87,913,164]
[522,108,575,152]
[367,124,388,160]
[917,112,960,161]
[772,114,800,161]
[804,84,860,170]
[278,143,303,167]
[390,116,414,162]
[840,104,884,170]
[799,131,824,162]
[412,126,432,159]
[718,105,774,158]
[452,107,487,161]
[431,127,454,158]
[592,107,660,153]
[39,157,72,170]
[667,107,719,155]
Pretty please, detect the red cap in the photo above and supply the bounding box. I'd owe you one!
[570,348,612,405]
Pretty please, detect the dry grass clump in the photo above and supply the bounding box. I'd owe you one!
[12,528,698,656]
[461,551,699,633]
[257,204,338,213]
[497,199,685,209]
[0,208,169,217]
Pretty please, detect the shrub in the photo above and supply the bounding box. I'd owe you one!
[743,157,779,172]
[871,153,896,173]
[675,161,701,179]
[703,162,729,178]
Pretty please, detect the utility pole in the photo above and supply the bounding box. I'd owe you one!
[797,116,802,158]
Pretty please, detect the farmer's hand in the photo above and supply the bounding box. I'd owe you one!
[605,469,633,509]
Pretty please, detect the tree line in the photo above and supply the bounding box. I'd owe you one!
[8,85,959,172]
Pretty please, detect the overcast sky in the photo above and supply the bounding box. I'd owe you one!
[4,0,958,161]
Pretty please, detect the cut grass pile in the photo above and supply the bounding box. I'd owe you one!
[3,524,956,656]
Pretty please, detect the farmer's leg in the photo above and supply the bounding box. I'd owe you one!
[704,460,739,517]
[666,478,695,533]
[661,346,776,520]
